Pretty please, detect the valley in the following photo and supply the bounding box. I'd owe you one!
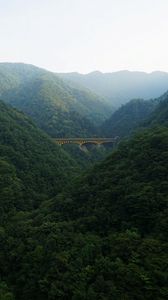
[0,63,168,300]
[1,1,168,299]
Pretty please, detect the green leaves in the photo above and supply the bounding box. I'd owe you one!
[0,96,168,298]
[0,63,111,138]
[0,282,14,300]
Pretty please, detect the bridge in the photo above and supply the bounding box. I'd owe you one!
[53,137,119,147]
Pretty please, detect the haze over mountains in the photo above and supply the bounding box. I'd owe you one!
[101,98,158,138]
[59,70,168,107]
[1,63,168,141]
[1,0,168,297]
[0,63,112,138]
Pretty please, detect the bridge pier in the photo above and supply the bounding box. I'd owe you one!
[79,144,89,152]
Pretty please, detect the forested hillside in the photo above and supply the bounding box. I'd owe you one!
[145,91,168,127]
[61,143,113,168]
[0,64,168,300]
[59,70,168,107]
[0,100,77,213]
[102,98,158,138]
[0,63,112,137]
[0,115,168,299]
[1,0,168,298]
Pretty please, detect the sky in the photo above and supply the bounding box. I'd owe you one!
[0,0,168,73]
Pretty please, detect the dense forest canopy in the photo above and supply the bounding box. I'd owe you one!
[0,100,78,212]
[101,98,158,138]
[144,91,168,127]
[0,124,168,299]
[0,64,168,299]
[1,0,168,297]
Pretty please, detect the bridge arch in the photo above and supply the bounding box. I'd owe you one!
[53,137,119,149]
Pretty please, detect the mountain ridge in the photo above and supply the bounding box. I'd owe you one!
[59,70,168,107]
[0,63,112,138]
[101,98,159,138]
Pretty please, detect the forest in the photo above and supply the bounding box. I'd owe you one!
[0,63,168,300]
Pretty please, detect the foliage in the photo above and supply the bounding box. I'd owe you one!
[145,91,168,127]
[0,117,167,299]
[0,63,112,137]
[62,143,113,168]
[0,282,14,300]
[101,98,157,138]
[1,72,168,299]
[0,100,78,215]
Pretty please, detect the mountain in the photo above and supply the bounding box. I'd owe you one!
[145,91,168,127]
[101,98,158,138]
[66,90,168,168]
[32,126,168,299]
[0,100,77,214]
[1,64,168,299]
[0,63,112,137]
[1,125,167,299]
[59,70,168,107]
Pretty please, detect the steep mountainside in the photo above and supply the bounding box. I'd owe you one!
[59,70,168,106]
[145,91,168,127]
[101,98,158,138]
[0,63,112,137]
[1,65,168,300]
[1,126,168,299]
[0,100,77,212]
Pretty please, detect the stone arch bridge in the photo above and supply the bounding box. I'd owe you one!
[53,137,119,148]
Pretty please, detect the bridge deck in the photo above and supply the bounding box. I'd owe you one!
[53,137,119,145]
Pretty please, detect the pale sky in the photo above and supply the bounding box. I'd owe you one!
[0,0,168,73]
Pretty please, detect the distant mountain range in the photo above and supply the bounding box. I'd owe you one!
[1,63,168,141]
[59,70,168,107]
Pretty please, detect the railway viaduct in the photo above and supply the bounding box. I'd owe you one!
[53,137,119,147]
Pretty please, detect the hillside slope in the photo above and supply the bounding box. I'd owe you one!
[0,100,77,212]
[101,98,157,138]
[59,70,168,106]
[145,91,168,127]
[0,63,112,137]
[1,126,168,299]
